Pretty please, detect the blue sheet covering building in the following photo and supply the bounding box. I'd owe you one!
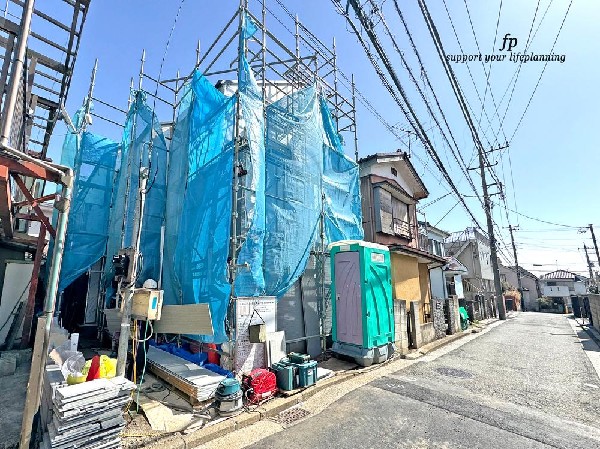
[57,14,362,343]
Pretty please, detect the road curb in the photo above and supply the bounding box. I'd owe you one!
[135,319,499,449]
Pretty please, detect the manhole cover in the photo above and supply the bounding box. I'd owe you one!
[435,367,473,379]
[275,407,311,425]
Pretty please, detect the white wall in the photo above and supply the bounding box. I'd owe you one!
[0,260,33,344]
[362,162,415,198]
[476,240,494,281]
[543,285,570,297]
[574,281,587,295]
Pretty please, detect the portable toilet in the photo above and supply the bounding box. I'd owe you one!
[329,240,394,366]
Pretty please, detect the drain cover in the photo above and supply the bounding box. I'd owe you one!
[275,407,311,425]
[435,367,473,379]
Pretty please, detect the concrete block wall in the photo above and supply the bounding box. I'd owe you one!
[421,323,435,345]
[432,298,447,339]
[589,294,600,329]
[393,300,409,353]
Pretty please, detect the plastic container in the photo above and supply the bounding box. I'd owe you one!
[272,361,296,391]
[288,352,310,364]
[297,360,317,388]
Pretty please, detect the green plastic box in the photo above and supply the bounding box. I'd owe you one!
[272,361,295,391]
[297,360,317,387]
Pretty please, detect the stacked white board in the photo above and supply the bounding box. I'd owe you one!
[40,365,135,449]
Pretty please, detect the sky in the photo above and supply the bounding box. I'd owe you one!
[23,0,600,279]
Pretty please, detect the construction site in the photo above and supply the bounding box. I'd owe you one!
[1,0,591,448]
[0,1,370,447]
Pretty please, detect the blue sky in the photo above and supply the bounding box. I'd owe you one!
[40,0,599,277]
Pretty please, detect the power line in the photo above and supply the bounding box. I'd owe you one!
[477,0,503,130]
[439,0,502,146]
[509,0,573,142]
[371,1,484,208]
[332,0,484,230]
[460,0,508,144]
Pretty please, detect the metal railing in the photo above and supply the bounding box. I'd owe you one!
[393,218,411,239]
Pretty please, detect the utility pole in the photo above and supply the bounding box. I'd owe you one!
[583,243,594,282]
[508,224,524,311]
[476,146,507,320]
[589,224,600,268]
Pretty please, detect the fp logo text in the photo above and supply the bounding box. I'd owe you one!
[499,34,518,52]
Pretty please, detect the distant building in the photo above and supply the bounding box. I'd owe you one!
[538,270,589,312]
[444,227,496,319]
[417,221,450,300]
[499,265,541,311]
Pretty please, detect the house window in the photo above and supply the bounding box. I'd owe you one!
[391,197,411,238]
[547,281,556,286]
[391,167,398,177]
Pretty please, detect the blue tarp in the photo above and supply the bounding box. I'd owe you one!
[104,92,168,299]
[57,13,362,342]
[59,132,119,291]
[163,71,236,343]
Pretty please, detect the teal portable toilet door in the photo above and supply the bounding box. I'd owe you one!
[334,251,363,346]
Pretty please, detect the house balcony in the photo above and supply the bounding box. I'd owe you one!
[393,218,411,240]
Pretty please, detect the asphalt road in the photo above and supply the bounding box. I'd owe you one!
[247,313,600,449]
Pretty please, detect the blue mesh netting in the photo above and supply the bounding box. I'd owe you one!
[263,85,323,297]
[234,32,266,297]
[58,132,119,291]
[104,92,168,299]
[163,71,236,343]
[55,13,362,343]
[320,97,364,243]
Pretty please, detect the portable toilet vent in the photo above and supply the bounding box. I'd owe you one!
[330,240,395,367]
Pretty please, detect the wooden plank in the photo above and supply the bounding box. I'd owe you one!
[19,318,45,449]
[153,304,213,335]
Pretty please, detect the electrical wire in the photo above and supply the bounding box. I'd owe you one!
[460,0,508,144]
[509,0,573,142]
[389,1,483,207]
[333,0,484,230]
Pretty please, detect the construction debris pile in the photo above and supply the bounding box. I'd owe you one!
[41,364,135,449]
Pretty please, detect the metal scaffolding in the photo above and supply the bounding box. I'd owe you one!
[85,0,360,357]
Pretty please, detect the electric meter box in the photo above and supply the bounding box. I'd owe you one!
[131,288,164,320]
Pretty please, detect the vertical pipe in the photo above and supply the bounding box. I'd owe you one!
[261,0,266,106]
[196,40,201,67]
[0,0,34,147]
[227,0,245,365]
[351,74,358,162]
[139,49,146,91]
[20,176,73,449]
[332,37,339,133]
[127,77,134,110]
[82,59,98,133]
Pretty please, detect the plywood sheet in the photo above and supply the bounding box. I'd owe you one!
[153,304,213,335]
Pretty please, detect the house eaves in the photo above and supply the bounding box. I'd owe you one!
[359,152,429,200]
